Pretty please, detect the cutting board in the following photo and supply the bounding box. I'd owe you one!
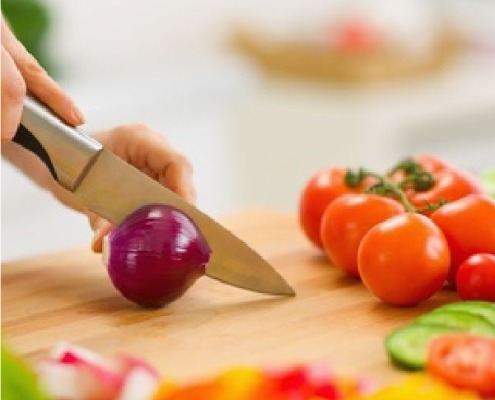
[1,210,458,386]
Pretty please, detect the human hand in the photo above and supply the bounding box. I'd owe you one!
[1,15,84,141]
[89,124,196,253]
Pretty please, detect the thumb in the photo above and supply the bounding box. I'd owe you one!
[91,219,113,253]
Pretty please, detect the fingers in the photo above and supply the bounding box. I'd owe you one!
[1,45,25,141]
[1,17,84,126]
[95,124,197,204]
[137,129,196,204]
[158,155,197,204]
[88,124,196,253]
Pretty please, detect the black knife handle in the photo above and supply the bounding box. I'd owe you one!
[14,124,58,181]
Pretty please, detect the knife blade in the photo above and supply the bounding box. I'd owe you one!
[15,95,295,296]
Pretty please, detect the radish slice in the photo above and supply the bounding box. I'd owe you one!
[41,342,125,400]
[116,354,159,378]
[117,367,159,400]
[37,360,83,400]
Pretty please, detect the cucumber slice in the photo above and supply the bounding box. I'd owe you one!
[415,309,495,337]
[385,324,453,370]
[437,301,495,327]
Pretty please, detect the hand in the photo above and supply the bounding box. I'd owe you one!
[1,15,84,141]
[89,124,196,252]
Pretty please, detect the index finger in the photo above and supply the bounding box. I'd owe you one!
[1,17,85,126]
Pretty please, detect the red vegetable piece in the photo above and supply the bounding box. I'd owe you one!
[427,333,495,397]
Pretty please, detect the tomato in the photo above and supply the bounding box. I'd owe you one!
[431,194,495,285]
[456,253,495,302]
[357,213,450,306]
[398,155,485,212]
[320,194,404,278]
[427,333,495,397]
[299,168,372,249]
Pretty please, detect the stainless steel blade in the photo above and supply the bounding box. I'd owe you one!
[75,150,295,296]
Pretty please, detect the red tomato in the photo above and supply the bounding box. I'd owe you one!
[320,194,404,278]
[357,213,450,306]
[431,194,495,285]
[299,168,372,249]
[400,155,485,212]
[427,334,495,397]
[456,253,495,301]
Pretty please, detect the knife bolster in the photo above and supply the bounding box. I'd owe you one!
[17,95,103,192]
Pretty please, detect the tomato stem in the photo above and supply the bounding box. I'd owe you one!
[345,158,443,212]
[362,170,417,212]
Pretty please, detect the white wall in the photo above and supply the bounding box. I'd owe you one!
[2,0,495,261]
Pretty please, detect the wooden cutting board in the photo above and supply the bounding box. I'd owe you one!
[1,210,458,386]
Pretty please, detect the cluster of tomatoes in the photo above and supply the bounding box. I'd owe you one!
[299,155,495,306]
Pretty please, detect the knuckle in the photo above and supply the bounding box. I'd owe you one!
[3,75,26,104]
[175,153,193,171]
[116,123,151,139]
[22,54,45,78]
[126,122,150,133]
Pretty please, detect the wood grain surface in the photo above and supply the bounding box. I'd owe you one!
[1,210,458,386]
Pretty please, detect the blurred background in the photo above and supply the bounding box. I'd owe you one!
[2,0,495,261]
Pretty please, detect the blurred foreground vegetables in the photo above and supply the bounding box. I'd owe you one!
[480,169,495,198]
[1,345,51,400]
[3,342,487,400]
[349,374,480,400]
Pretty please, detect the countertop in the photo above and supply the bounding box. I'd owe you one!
[1,210,458,385]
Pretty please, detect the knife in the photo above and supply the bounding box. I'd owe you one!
[13,94,295,296]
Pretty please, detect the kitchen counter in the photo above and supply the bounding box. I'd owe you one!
[1,210,458,385]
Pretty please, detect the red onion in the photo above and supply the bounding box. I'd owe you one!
[103,204,211,308]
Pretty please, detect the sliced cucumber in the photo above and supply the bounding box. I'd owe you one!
[385,304,495,371]
[437,301,495,327]
[414,309,495,337]
[385,324,454,370]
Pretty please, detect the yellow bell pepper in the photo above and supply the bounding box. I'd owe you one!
[349,374,481,400]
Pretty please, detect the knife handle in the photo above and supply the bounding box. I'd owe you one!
[13,95,103,192]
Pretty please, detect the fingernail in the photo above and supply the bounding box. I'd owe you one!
[71,105,85,125]
[91,228,102,253]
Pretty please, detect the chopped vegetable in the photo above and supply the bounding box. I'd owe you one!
[439,301,495,326]
[480,169,495,198]
[1,345,52,400]
[385,302,495,371]
[37,342,159,400]
[350,374,481,400]
[385,324,454,370]
[414,310,495,337]
[103,204,211,308]
[427,334,495,397]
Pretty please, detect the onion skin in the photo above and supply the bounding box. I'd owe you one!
[104,204,211,308]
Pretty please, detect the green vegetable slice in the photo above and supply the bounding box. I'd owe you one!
[480,169,495,198]
[385,324,454,370]
[1,345,52,400]
[437,301,495,327]
[414,309,495,337]
[385,303,495,371]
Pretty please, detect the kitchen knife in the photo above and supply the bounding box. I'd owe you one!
[13,94,295,296]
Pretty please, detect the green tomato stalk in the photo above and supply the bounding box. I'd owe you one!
[344,158,442,213]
